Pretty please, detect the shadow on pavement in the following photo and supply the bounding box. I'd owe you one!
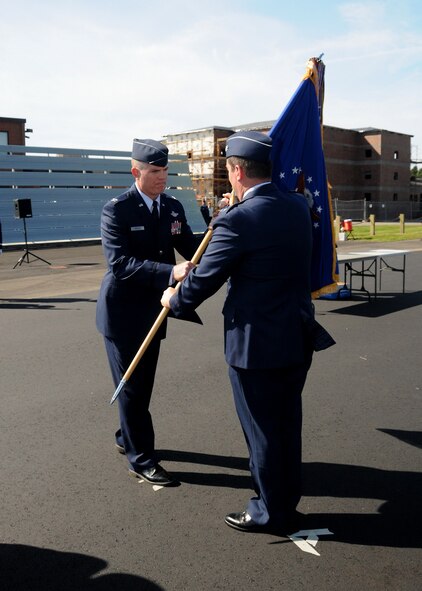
[302,461,422,549]
[159,447,422,549]
[159,449,251,489]
[325,290,422,317]
[377,428,422,450]
[0,297,97,309]
[66,263,102,266]
[159,449,249,471]
[0,545,164,591]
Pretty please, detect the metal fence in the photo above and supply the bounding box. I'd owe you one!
[333,199,422,222]
[0,144,205,245]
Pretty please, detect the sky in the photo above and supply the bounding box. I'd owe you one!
[1,0,421,161]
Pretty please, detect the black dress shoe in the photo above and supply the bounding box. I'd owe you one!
[129,464,178,486]
[224,511,265,532]
[115,443,125,454]
[224,511,303,534]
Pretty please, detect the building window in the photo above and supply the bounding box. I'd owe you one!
[364,171,372,179]
[394,150,399,159]
[393,193,398,201]
[0,131,9,144]
[364,192,372,201]
[393,172,398,180]
[365,149,372,158]
[187,150,193,159]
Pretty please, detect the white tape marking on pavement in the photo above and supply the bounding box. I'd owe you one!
[288,528,334,556]
[137,479,164,492]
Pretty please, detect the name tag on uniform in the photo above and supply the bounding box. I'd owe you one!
[131,226,145,231]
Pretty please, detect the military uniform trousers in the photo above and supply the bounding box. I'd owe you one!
[228,350,313,527]
[104,333,162,472]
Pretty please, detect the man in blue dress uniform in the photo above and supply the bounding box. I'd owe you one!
[161,131,334,530]
[96,138,200,486]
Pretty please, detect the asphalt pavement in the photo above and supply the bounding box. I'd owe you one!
[0,239,421,590]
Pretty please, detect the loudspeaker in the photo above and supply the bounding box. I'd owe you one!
[14,198,32,219]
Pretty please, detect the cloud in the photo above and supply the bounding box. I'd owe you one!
[1,0,421,155]
[338,1,386,28]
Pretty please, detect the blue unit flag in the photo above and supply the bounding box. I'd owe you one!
[269,57,339,297]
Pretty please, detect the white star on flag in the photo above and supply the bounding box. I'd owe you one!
[279,172,285,179]
[314,189,320,197]
[317,206,323,213]
[292,167,299,174]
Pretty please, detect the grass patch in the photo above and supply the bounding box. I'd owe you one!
[343,223,422,242]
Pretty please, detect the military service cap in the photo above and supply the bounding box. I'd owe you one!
[225,131,272,163]
[132,139,168,167]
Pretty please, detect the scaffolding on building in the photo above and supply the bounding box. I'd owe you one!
[165,129,232,210]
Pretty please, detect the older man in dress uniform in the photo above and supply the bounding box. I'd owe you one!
[96,138,200,486]
[161,131,334,531]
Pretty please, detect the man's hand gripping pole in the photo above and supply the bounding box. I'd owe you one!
[109,227,213,405]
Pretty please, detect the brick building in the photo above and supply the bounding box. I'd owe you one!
[2,114,416,213]
[0,117,27,145]
[323,126,411,203]
[165,122,413,208]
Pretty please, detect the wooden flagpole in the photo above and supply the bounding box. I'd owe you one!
[110,227,213,405]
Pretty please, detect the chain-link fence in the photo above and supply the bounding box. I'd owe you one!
[333,199,422,222]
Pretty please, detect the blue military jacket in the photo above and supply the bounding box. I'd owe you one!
[96,184,199,340]
[170,182,327,369]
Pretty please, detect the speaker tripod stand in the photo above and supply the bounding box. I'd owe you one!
[13,217,51,269]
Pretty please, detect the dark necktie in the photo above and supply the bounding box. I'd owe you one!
[151,200,160,249]
[151,200,159,226]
